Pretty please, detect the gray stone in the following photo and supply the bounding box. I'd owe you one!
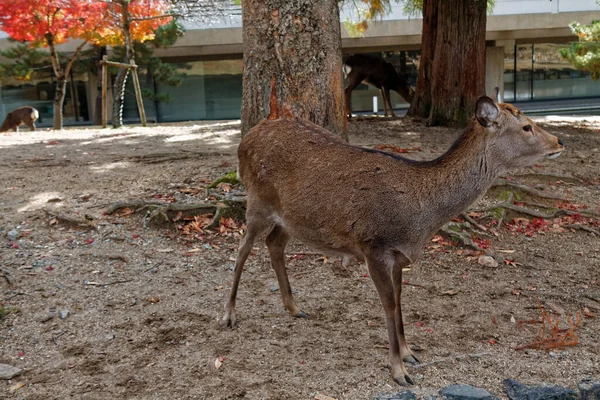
[440,384,497,400]
[579,379,600,400]
[39,313,55,323]
[0,363,22,380]
[478,255,498,268]
[59,310,70,319]
[7,228,19,241]
[375,391,417,400]
[504,379,577,400]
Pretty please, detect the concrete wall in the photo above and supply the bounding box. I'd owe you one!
[150,10,600,59]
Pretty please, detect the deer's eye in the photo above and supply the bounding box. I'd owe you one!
[523,124,533,133]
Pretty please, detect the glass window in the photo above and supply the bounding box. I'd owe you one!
[504,42,600,102]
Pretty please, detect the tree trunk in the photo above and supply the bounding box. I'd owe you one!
[112,0,135,128]
[53,76,67,130]
[407,0,438,120]
[408,0,486,126]
[241,0,346,139]
[93,46,107,126]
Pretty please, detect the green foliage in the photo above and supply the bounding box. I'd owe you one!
[208,171,239,189]
[0,43,52,81]
[0,42,94,81]
[401,0,495,17]
[342,0,495,36]
[560,20,600,80]
[111,20,188,102]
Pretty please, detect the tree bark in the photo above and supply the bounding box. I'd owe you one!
[53,76,67,130]
[407,0,438,120]
[408,0,486,126]
[46,34,87,130]
[241,0,346,139]
[46,35,65,130]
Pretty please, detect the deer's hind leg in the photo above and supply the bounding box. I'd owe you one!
[221,203,273,328]
[383,87,396,117]
[266,224,306,318]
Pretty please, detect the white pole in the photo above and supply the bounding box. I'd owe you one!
[373,96,378,114]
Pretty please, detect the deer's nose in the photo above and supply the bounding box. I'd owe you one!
[558,139,565,148]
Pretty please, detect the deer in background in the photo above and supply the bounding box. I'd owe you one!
[0,106,39,133]
[344,54,414,118]
[221,96,564,385]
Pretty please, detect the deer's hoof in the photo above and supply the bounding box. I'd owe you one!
[393,374,414,386]
[293,311,308,319]
[220,314,237,329]
[403,354,420,365]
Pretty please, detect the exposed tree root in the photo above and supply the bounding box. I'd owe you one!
[482,201,600,219]
[515,171,582,182]
[105,198,246,228]
[439,221,485,250]
[491,178,566,200]
[563,224,599,235]
[43,209,96,230]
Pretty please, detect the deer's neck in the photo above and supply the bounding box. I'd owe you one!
[423,123,497,222]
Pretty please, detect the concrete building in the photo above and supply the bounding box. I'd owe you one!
[1,0,599,125]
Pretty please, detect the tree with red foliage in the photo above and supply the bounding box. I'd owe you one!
[0,0,108,129]
[0,0,173,129]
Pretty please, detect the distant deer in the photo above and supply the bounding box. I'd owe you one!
[0,106,39,133]
[344,54,414,118]
[221,96,564,385]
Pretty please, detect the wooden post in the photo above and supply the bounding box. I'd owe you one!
[130,60,147,127]
[102,55,108,128]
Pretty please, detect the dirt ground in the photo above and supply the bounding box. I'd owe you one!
[1,113,599,400]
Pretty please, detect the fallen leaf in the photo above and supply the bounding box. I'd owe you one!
[314,393,338,400]
[10,382,25,391]
[583,307,595,318]
[488,339,497,345]
[215,357,223,369]
[147,297,160,304]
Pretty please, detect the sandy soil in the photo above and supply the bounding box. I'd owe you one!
[1,114,599,400]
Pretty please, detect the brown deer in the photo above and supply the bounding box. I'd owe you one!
[0,106,39,133]
[344,54,414,118]
[221,96,564,385]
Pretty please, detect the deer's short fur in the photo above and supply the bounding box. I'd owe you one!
[0,106,39,133]
[344,54,414,118]
[221,96,564,385]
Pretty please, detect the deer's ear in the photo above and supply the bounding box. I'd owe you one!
[475,96,500,127]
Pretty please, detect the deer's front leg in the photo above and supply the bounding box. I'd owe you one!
[366,254,413,386]
[392,254,419,365]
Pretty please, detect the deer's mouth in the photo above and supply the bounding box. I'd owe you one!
[546,151,562,159]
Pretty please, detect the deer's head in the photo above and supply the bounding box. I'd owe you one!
[475,96,564,172]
